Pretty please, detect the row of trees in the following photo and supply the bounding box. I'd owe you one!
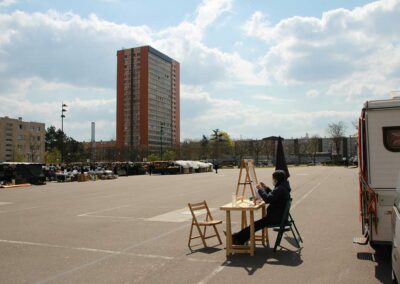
[42,121,351,164]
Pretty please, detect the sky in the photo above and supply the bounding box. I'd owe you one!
[0,0,399,142]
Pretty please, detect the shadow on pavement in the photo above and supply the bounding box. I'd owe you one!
[356,245,391,283]
[283,236,301,248]
[265,246,303,267]
[222,246,302,275]
[186,246,223,255]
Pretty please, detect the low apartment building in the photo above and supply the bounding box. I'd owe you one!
[0,116,45,163]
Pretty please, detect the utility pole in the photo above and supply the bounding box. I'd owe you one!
[61,102,67,163]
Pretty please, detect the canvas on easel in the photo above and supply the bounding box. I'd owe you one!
[236,159,258,204]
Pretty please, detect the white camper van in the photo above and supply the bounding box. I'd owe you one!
[358,97,400,245]
[392,172,400,282]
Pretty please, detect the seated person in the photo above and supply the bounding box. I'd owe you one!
[232,170,291,245]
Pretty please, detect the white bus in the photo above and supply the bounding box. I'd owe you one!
[358,96,400,245]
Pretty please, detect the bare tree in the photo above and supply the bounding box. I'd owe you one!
[307,135,320,164]
[293,138,308,164]
[283,140,294,163]
[251,139,263,165]
[300,139,310,164]
[234,140,247,165]
[351,119,359,137]
[351,119,358,131]
[327,121,347,162]
[200,135,209,160]
[264,140,275,162]
[180,139,198,160]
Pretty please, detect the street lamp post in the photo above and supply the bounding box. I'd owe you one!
[61,102,67,163]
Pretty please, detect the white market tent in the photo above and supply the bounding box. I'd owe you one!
[174,160,213,169]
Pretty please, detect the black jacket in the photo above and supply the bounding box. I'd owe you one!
[258,180,291,224]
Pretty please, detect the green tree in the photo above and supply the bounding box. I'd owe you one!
[13,146,25,162]
[163,150,176,161]
[45,126,64,151]
[45,125,90,163]
[210,129,233,162]
[64,137,88,163]
[46,148,61,164]
[147,154,160,161]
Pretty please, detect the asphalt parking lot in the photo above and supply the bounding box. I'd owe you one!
[0,166,392,283]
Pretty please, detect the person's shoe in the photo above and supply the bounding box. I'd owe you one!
[232,235,244,245]
[232,238,241,245]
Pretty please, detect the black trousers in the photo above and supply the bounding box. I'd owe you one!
[233,216,277,244]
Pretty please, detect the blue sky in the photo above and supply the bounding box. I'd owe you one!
[0,0,399,141]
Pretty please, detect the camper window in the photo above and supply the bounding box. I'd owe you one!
[383,126,400,152]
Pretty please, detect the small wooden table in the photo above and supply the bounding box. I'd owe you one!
[220,200,268,256]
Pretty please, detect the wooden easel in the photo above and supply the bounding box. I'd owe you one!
[236,159,258,204]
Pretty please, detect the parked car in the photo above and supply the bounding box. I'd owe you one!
[392,172,400,283]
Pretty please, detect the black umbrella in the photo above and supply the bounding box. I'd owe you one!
[263,136,290,178]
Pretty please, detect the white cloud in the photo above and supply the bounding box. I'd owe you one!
[306,89,319,98]
[194,0,232,29]
[153,0,264,86]
[253,94,293,103]
[0,76,115,140]
[0,10,152,89]
[244,0,400,100]
[0,0,17,7]
[0,0,262,88]
[243,11,273,41]
[180,84,357,139]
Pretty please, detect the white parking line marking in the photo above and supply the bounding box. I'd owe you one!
[292,169,333,210]
[79,215,138,220]
[89,194,129,200]
[291,182,321,210]
[197,265,226,284]
[0,239,174,260]
[0,206,43,214]
[187,258,220,263]
[36,223,188,284]
[144,207,212,223]
[77,205,131,217]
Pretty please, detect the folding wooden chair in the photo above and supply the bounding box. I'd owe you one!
[188,200,223,248]
[268,198,303,252]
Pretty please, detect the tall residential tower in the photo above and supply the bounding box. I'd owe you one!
[116,46,180,155]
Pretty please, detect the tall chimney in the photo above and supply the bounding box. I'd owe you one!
[91,122,95,143]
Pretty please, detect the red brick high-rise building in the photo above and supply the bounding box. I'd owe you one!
[116,46,180,155]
